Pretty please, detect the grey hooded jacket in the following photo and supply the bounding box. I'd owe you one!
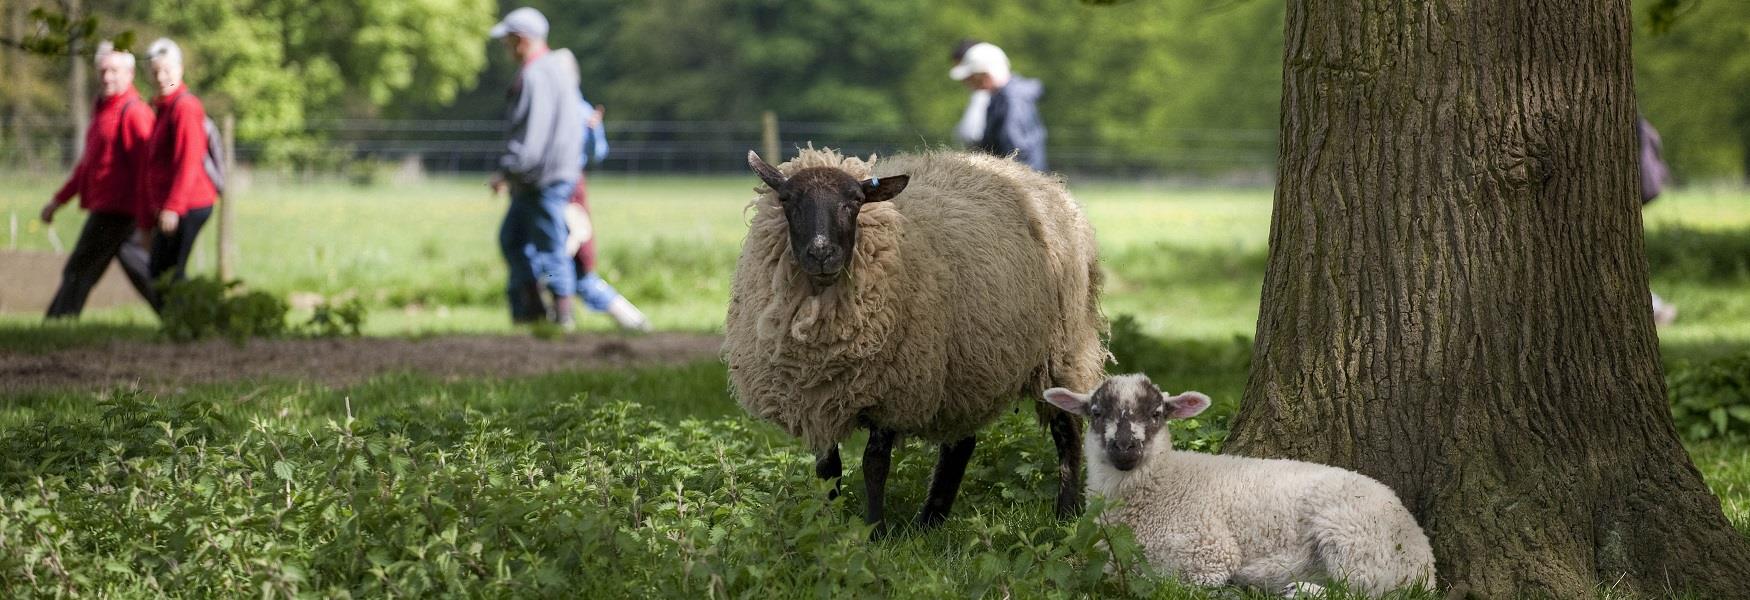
[978,75,1047,171]
[500,49,585,191]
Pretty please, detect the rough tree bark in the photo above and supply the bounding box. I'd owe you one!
[1224,1,1750,598]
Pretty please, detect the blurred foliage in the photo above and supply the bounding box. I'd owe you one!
[1634,0,1750,181]
[137,0,495,167]
[158,276,290,342]
[3,0,493,170]
[1669,352,1750,441]
[4,0,1750,179]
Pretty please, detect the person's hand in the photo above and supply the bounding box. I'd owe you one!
[40,200,60,224]
[488,173,507,197]
[158,210,179,234]
[587,105,605,129]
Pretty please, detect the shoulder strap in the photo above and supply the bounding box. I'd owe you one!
[110,98,139,164]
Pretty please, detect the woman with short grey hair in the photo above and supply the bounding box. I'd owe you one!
[139,37,220,302]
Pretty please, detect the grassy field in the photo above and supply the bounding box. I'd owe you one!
[1,172,1748,597]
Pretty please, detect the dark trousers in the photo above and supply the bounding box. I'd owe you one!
[148,205,213,310]
[45,211,156,318]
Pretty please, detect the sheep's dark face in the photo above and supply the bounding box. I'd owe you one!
[1043,374,1210,472]
[748,151,909,291]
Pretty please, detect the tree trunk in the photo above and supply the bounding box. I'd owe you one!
[66,0,88,166]
[1225,1,1750,598]
[5,3,27,168]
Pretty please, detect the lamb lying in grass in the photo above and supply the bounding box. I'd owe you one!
[1042,374,1436,597]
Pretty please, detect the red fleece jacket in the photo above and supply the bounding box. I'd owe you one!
[141,86,217,228]
[54,87,154,217]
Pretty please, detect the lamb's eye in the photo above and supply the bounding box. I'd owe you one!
[1153,407,1166,420]
[1088,405,1103,418]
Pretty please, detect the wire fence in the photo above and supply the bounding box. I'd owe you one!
[1,117,1278,181]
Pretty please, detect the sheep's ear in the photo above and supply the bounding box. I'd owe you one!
[1165,391,1211,420]
[860,174,908,204]
[748,150,787,192]
[1041,387,1091,415]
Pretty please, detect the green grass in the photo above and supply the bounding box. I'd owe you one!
[0,355,1742,597]
[2,173,1749,596]
[6,173,1745,342]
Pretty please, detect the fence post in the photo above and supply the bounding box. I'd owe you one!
[761,111,780,163]
[217,114,237,281]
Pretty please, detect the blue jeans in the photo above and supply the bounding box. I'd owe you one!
[500,180,577,319]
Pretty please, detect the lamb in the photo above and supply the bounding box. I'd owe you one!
[724,147,1107,530]
[1041,374,1436,597]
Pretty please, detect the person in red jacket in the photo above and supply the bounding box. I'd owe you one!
[40,43,157,318]
[140,38,218,301]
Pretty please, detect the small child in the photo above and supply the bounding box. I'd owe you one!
[564,102,651,332]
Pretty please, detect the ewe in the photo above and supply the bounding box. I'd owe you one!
[726,148,1106,531]
[1043,374,1436,597]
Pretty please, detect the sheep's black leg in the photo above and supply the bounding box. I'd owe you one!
[862,427,898,535]
[1048,409,1084,519]
[814,445,843,500]
[915,435,977,529]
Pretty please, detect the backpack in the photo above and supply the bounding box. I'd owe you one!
[1638,117,1669,205]
[173,93,226,196]
[201,115,225,196]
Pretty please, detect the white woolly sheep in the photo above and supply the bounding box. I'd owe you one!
[725,147,1107,530]
[1042,374,1436,597]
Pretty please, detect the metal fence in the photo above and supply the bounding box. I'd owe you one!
[1,117,1278,180]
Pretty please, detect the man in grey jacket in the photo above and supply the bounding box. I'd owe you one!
[489,7,585,327]
[950,43,1048,172]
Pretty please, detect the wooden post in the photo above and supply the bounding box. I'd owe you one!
[216,114,237,280]
[761,111,780,163]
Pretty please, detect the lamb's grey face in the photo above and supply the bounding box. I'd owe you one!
[1042,374,1212,473]
[746,151,909,291]
[1085,376,1169,471]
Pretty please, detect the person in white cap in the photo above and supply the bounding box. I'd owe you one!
[487,6,587,328]
[949,42,1048,171]
[949,39,990,148]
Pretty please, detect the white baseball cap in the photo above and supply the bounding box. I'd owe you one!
[949,42,1009,81]
[490,7,549,40]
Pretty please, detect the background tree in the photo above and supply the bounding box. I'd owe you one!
[1635,0,1750,181]
[134,0,494,167]
[1222,0,1750,597]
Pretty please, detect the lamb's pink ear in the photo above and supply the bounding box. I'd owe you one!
[1165,391,1211,420]
[1041,387,1091,415]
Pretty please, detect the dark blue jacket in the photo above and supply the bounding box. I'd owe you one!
[979,75,1047,171]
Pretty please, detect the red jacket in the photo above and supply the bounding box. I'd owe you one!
[141,86,217,228]
[53,87,154,217]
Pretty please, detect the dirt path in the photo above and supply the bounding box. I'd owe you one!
[0,333,724,393]
[0,251,147,313]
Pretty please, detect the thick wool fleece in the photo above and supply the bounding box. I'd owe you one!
[1091,443,1437,595]
[724,148,1106,450]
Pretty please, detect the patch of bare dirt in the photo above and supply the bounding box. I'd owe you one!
[0,333,724,393]
[0,251,147,313]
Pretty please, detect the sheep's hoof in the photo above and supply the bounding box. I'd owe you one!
[1054,494,1084,520]
[1282,582,1326,598]
[913,510,948,530]
[868,520,895,541]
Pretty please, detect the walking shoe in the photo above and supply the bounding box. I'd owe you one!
[606,297,652,333]
[551,296,577,332]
